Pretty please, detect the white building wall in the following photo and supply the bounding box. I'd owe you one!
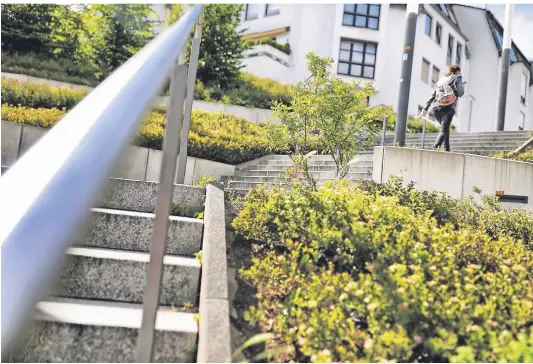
[506,63,530,131]
[241,56,289,83]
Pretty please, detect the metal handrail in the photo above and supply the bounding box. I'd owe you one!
[1,4,203,357]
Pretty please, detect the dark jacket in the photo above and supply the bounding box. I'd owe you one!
[423,74,464,112]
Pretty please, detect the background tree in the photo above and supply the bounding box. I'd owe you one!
[268,52,390,181]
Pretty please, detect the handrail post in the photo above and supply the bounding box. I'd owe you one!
[176,15,203,184]
[136,57,188,362]
[381,117,388,146]
[421,116,427,149]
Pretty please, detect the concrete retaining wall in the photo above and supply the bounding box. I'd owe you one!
[1,120,237,185]
[373,146,533,211]
[2,72,278,124]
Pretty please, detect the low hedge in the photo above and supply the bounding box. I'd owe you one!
[1,78,88,110]
[493,150,533,163]
[1,104,273,165]
[245,37,291,55]
[233,177,533,362]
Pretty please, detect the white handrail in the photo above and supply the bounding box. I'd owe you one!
[0,4,203,355]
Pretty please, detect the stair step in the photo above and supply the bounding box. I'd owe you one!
[78,208,203,257]
[227,173,372,183]
[11,298,197,363]
[235,168,372,176]
[54,247,200,307]
[99,178,205,218]
[226,175,372,190]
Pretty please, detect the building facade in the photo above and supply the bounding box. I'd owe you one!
[239,4,533,132]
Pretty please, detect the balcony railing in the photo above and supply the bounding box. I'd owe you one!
[1,4,203,362]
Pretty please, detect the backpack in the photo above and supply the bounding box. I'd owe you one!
[434,75,457,107]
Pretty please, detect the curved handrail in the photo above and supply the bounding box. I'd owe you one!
[0,4,203,355]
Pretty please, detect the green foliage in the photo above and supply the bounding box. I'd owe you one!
[270,53,388,180]
[233,179,533,362]
[1,52,101,86]
[493,150,533,163]
[1,78,88,110]
[193,174,216,187]
[188,4,248,89]
[2,104,275,165]
[379,113,444,134]
[245,37,291,55]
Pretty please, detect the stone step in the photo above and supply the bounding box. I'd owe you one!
[234,168,373,177]
[266,154,374,162]
[78,208,203,257]
[11,298,197,363]
[383,131,531,137]
[54,247,200,307]
[226,175,372,190]
[98,178,205,218]
[245,162,374,170]
[380,135,530,143]
[226,172,372,183]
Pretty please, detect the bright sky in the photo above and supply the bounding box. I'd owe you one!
[486,4,533,61]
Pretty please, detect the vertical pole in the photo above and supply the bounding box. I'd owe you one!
[136,58,188,363]
[381,117,388,146]
[421,117,427,149]
[176,17,203,184]
[395,3,418,147]
[495,4,514,131]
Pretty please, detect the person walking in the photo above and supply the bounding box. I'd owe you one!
[420,64,464,151]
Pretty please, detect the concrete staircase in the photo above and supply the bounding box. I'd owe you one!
[222,153,374,193]
[378,130,531,155]
[8,178,208,363]
[222,131,531,193]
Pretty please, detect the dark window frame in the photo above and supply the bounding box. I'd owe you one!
[245,4,259,20]
[447,34,454,65]
[456,42,462,65]
[265,4,280,16]
[424,14,433,37]
[342,4,381,30]
[435,22,442,45]
[337,39,378,80]
[520,73,528,105]
[421,58,431,84]
[432,65,440,86]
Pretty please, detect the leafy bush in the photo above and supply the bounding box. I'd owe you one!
[493,150,533,164]
[245,37,291,55]
[1,77,88,110]
[2,104,275,164]
[1,51,103,86]
[233,178,533,362]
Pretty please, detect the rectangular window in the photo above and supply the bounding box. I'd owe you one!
[447,34,454,65]
[439,4,449,15]
[342,4,381,30]
[245,4,259,20]
[421,58,430,84]
[521,73,528,104]
[337,40,377,79]
[520,112,526,129]
[456,42,462,66]
[265,4,280,16]
[435,23,442,45]
[424,14,432,36]
[432,66,440,86]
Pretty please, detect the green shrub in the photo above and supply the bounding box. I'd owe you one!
[1,77,88,110]
[245,37,291,55]
[233,179,533,362]
[1,51,104,86]
[493,150,533,163]
[2,104,275,164]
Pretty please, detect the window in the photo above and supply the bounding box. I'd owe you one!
[432,66,440,86]
[435,23,442,45]
[337,40,377,79]
[439,4,449,15]
[456,42,462,66]
[447,35,454,65]
[521,73,528,104]
[342,4,381,30]
[421,59,430,84]
[424,14,432,36]
[245,4,259,20]
[265,4,280,16]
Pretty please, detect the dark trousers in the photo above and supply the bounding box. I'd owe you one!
[432,107,455,151]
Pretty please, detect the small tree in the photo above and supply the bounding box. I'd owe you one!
[269,52,390,183]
